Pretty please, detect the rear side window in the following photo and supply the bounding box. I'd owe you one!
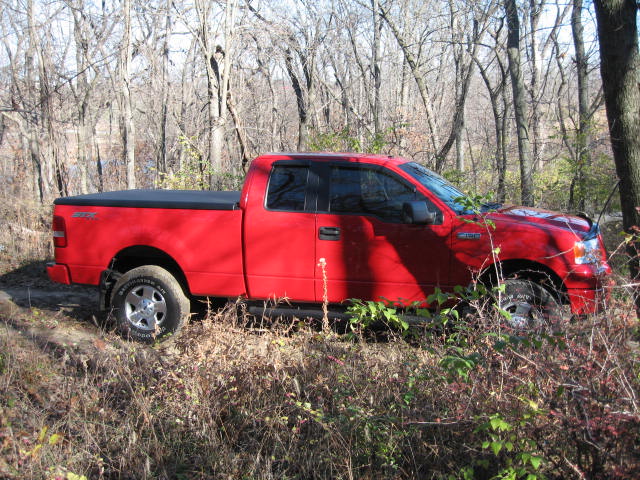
[266,165,309,211]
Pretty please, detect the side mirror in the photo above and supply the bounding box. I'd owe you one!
[402,201,436,225]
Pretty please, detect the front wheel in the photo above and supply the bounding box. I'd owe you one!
[498,279,563,332]
[111,265,190,343]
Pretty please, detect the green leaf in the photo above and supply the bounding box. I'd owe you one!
[48,433,62,445]
[37,426,48,444]
[529,456,543,469]
[490,441,503,455]
[67,473,88,480]
[490,416,510,431]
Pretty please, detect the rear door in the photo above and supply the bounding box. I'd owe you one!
[243,161,318,302]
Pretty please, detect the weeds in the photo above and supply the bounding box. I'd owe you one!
[0,200,51,274]
[1,295,638,479]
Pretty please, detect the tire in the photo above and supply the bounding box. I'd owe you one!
[111,265,190,343]
[498,279,562,332]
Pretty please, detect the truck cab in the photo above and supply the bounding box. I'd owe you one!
[242,153,610,313]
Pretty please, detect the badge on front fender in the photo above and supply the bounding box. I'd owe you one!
[457,232,481,240]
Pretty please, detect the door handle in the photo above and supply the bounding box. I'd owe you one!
[319,226,341,241]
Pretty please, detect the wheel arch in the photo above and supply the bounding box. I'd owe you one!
[478,259,567,300]
[109,245,190,296]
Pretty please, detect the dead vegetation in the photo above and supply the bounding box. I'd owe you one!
[1,291,639,479]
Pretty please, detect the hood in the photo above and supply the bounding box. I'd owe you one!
[491,205,594,237]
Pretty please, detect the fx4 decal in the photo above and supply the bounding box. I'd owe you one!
[72,211,98,220]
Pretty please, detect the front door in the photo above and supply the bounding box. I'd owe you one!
[315,163,451,306]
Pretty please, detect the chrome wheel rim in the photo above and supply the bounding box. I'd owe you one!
[124,285,167,331]
[501,299,543,329]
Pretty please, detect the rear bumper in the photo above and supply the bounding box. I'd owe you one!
[46,262,71,285]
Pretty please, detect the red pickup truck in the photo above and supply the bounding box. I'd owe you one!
[47,153,611,341]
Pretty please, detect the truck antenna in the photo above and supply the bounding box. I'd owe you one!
[596,179,620,227]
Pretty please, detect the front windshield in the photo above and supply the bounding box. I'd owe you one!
[399,162,471,214]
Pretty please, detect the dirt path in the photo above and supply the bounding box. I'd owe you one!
[1,286,97,313]
[0,261,129,363]
[0,261,193,371]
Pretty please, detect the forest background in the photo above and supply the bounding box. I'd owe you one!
[0,1,639,478]
[0,0,629,210]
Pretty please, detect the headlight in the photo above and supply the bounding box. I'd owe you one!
[574,238,602,265]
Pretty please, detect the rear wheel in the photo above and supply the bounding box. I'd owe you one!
[498,279,562,332]
[111,265,190,343]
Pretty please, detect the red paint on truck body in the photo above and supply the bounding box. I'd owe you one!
[48,153,611,315]
[52,204,245,297]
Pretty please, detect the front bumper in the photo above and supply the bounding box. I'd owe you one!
[566,277,613,315]
[565,263,612,315]
[46,262,71,285]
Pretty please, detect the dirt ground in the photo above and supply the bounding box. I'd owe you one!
[0,260,129,361]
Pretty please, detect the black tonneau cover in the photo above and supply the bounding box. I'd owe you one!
[54,190,241,210]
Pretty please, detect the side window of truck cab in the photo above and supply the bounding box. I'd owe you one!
[265,164,309,211]
[328,165,441,223]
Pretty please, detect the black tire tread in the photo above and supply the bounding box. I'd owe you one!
[111,265,190,343]
[500,278,563,331]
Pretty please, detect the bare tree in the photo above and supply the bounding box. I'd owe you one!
[158,0,172,176]
[380,0,491,172]
[474,17,510,202]
[191,0,237,187]
[371,0,382,136]
[66,0,114,193]
[505,0,533,206]
[119,0,135,189]
[379,2,440,159]
[24,0,45,201]
[569,0,590,210]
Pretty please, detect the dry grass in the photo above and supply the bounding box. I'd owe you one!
[0,301,639,479]
[0,199,52,275]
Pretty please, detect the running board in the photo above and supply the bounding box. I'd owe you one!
[246,305,350,321]
[246,305,428,326]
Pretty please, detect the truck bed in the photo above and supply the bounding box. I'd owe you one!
[54,190,241,210]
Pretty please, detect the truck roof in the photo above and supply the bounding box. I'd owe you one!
[257,152,410,166]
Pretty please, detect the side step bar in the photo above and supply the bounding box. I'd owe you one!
[245,304,428,326]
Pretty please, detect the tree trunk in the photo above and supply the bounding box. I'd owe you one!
[527,0,543,171]
[26,0,44,202]
[158,0,172,176]
[505,0,534,206]
[593,0,640,314]
[71,0,90,194]
[371,0,382,136]
[475,49,509,203]
[227,91,252,172]
[120,0,136,189]
[284,49,308,151]
[379,5,439,157]
[570,0,590,211]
